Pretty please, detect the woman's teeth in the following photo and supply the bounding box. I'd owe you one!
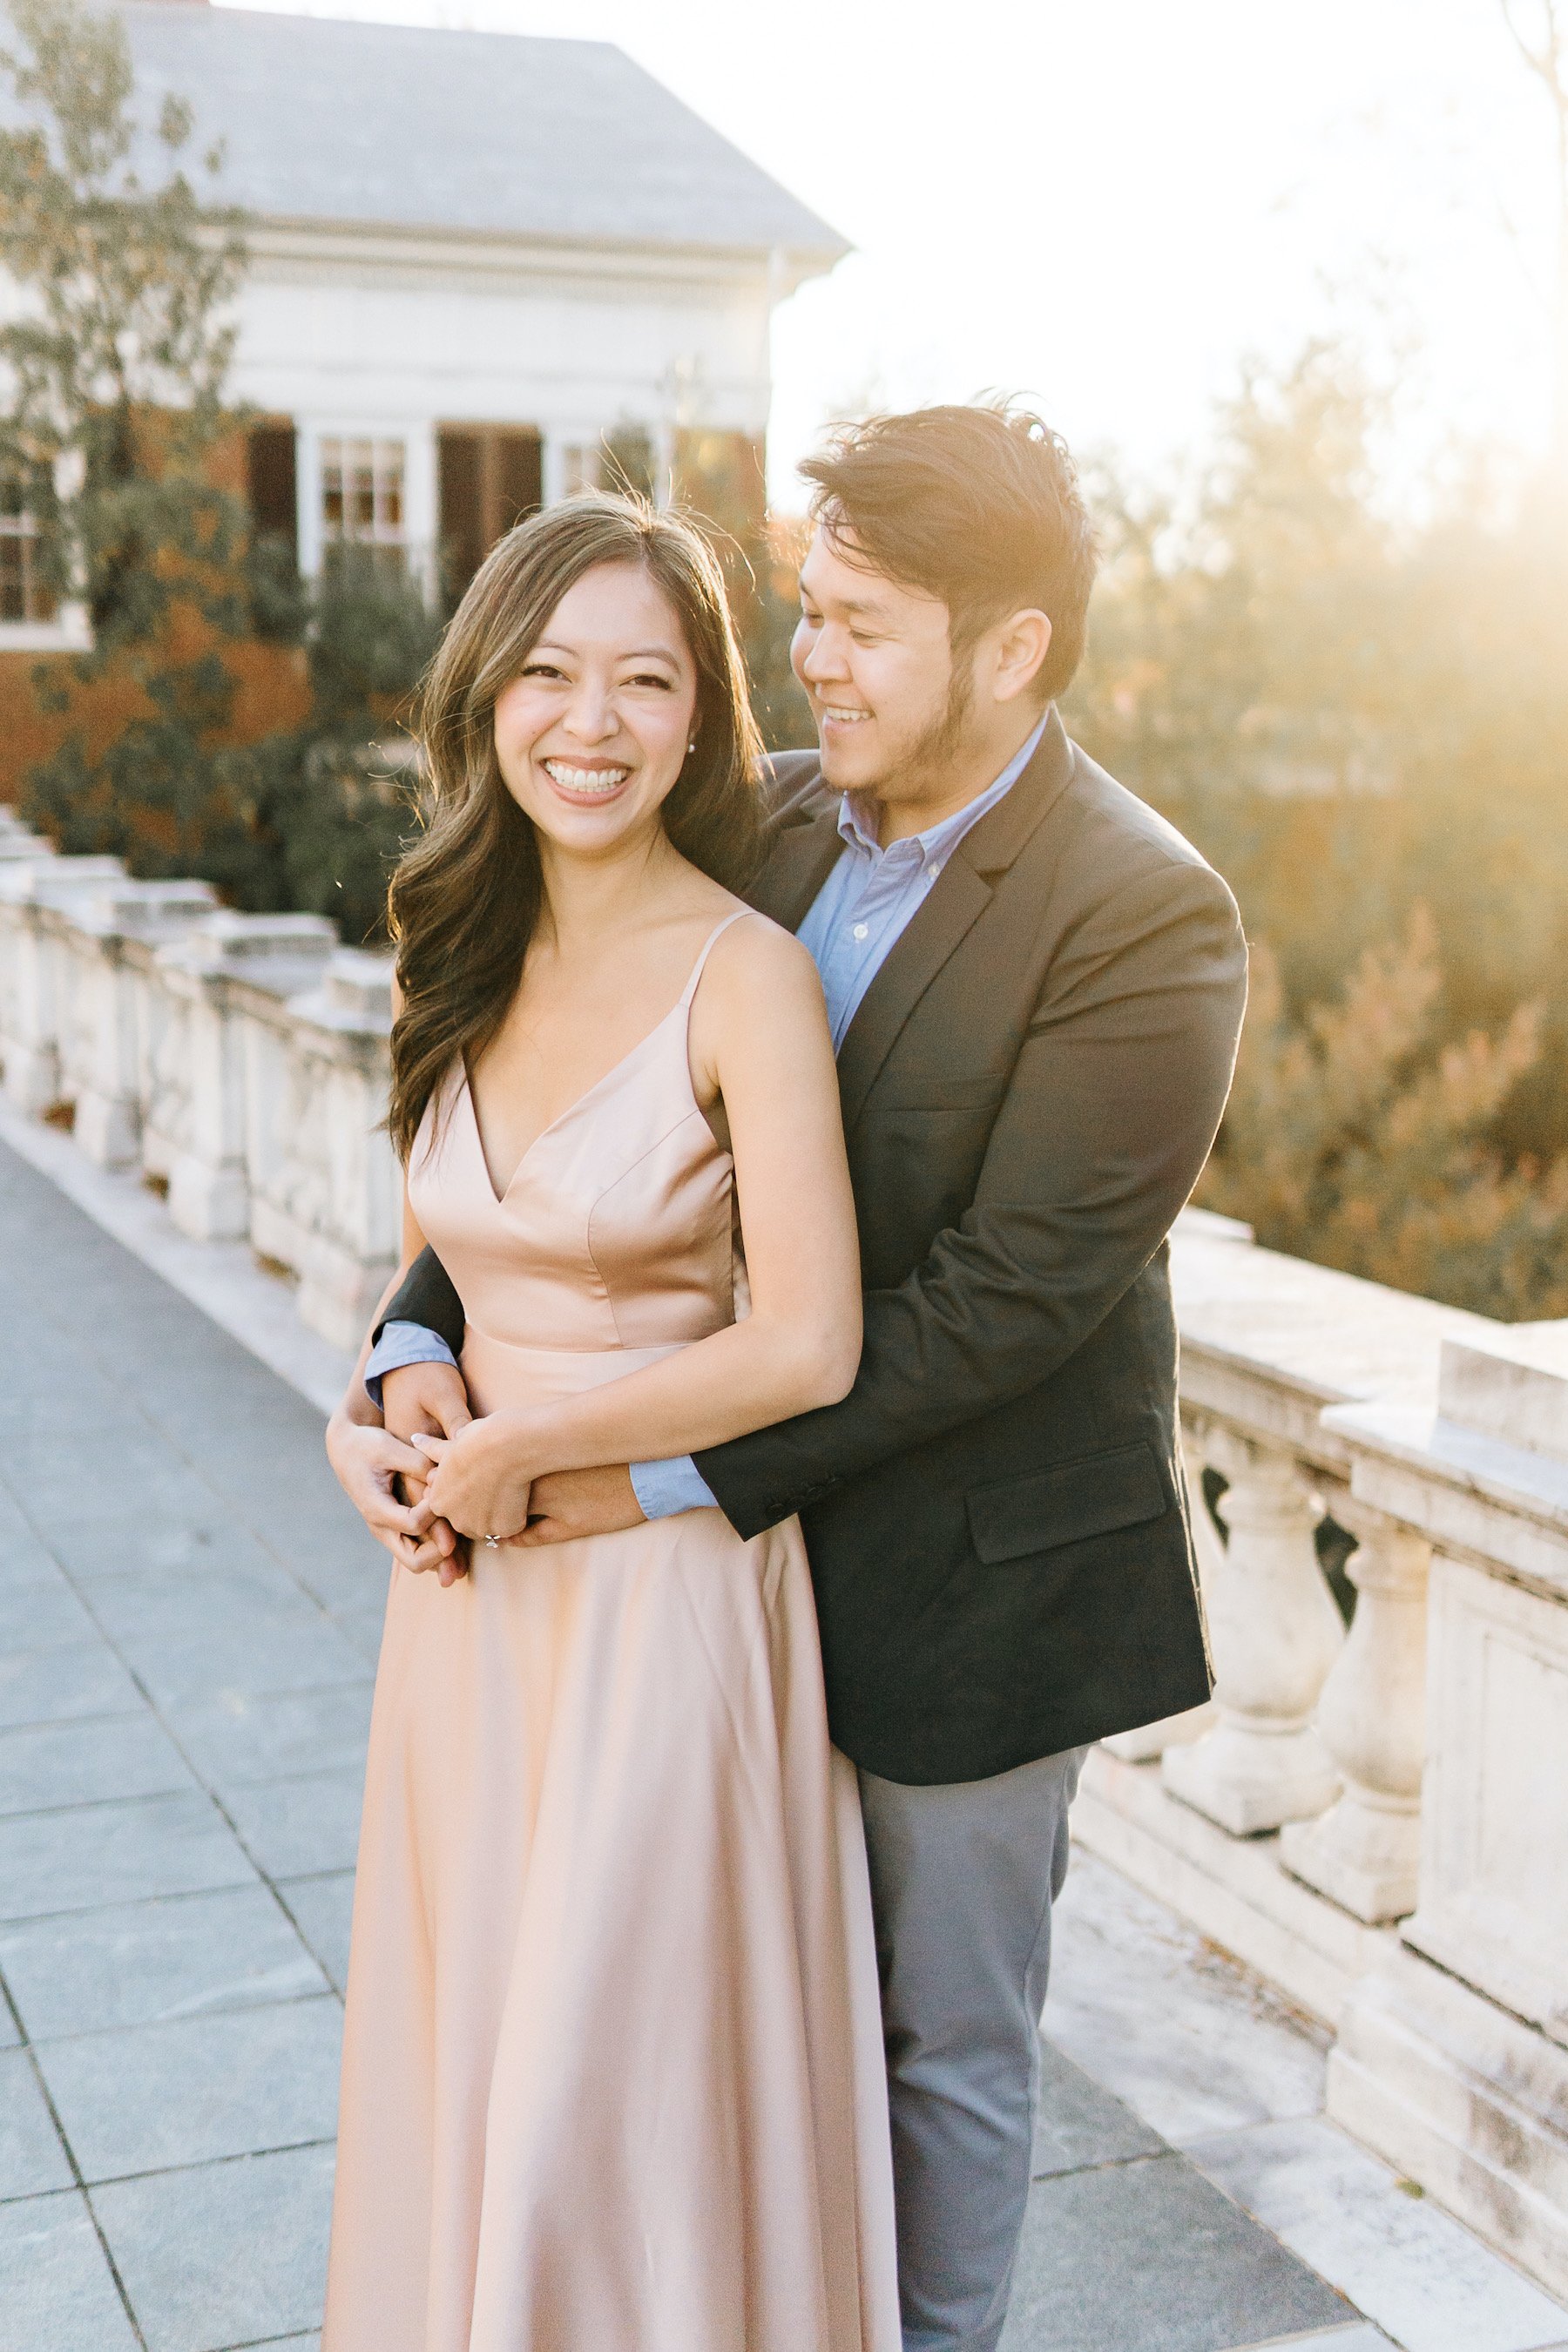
[543,761,630,794]
[823,706,869,723]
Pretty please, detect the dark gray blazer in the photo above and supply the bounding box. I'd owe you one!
[379,711,1248,1784]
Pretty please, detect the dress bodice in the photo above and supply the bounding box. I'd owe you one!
[406,914,749,1356]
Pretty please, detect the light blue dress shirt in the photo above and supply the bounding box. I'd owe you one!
[364,714,1050,1517]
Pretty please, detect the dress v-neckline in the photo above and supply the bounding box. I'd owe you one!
[462,1000,686,1208]
[461,909,749,1208]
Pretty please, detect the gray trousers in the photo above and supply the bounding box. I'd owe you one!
[857,1747,1086,2352]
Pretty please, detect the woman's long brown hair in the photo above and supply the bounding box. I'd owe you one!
[386,494,767,1162]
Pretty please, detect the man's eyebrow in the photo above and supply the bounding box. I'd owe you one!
[800,590,894,620]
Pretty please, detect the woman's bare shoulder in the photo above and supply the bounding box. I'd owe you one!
[702,905,820,997]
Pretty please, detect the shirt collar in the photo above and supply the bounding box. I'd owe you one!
[836,710,1051,868]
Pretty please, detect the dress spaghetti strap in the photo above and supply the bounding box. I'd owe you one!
[677,907,758,1009]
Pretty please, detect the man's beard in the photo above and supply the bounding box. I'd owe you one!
[897,666,975,794]
[844,666,975,805]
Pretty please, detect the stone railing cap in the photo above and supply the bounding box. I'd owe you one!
[287,947,395,1036]
[0,855,125,902]
[156,913,342,1003]
[79,880,219,935]
[1438,1332,1568,1465]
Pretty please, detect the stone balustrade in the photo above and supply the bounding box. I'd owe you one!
[2,805,1566,2301]
[0,813,399,1348]
[1078,1206,1568,2304]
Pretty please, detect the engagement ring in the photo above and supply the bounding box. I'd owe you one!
[484,1534,499,1549]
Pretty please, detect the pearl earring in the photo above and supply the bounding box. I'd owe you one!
[687,740,697,754]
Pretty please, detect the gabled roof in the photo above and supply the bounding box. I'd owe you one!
[91,3,847,267]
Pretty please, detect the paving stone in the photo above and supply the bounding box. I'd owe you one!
[278,1873,355,1995]
[225,1764,366,1880]
[0,2189,140,2352]
[13,1444,226,1538]
[1033,2037,1166,2179]
[0,1638,144,1732]
[0,1886,326,2043]
[1192,2114,1568,2352]
[37,1994,341,2181]
[0,1569,99,1652]
[0,1712,196,1817]
[332,1599,389,1668]
[93,2142,335,2352]
[44,1513,256,1585]
[0,1791,255,1922]
[87,1561,371,1711]
[0,1521,73,1586]
[999,2150,1352,2352]
[0,2046,73,2200]
[288,1544,391,1620]
[168,1684,374,1794]
[1046,1852,1329,2145]
[1228,2329,1396,2351]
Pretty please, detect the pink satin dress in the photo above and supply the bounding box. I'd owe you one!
[323,915,900,2352]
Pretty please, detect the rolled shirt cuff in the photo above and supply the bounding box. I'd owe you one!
[364,1321,460,1410]
[629,1455,720,1520]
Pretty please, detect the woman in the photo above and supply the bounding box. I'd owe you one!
[322,495,900,2352]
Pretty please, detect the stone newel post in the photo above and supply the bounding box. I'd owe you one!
[1279,1498,1430,1921]
[1161,1428,1344,1834]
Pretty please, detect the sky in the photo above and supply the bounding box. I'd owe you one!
[222,0,1565,505]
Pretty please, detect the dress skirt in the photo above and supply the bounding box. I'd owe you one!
[322,1326,900,2352]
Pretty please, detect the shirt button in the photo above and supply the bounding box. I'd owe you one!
[929,863,943,879]
[852,923,869,941]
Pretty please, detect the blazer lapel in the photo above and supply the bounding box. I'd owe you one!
[834,857,992,1132]
[747,804,844,930]
[833,710,1078,1132]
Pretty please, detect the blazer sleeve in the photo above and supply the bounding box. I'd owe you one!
[693,855,1248,1539]
[370,1243,467,1358]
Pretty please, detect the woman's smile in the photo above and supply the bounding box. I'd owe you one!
[537,755,633,804]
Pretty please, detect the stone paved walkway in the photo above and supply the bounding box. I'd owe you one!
[2,1132,1566,2352]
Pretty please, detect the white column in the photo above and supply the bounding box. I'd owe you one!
[1280,1497,1430,1921]
[1162,1429,1345,1834]
[402,420,439,605]
[295,417,323,581]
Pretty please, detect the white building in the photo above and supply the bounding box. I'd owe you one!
[1,0,846,642]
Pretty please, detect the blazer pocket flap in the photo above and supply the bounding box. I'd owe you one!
[965,1443,1167,1566]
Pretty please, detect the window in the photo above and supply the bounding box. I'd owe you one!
[247,422,298,564]
[0,472,57,625]
[436,425,542,609]
[320,436,406,578]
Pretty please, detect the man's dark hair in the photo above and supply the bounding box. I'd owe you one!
[799,402,1097,705]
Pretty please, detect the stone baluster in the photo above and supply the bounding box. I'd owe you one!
[69,882,219,1168]
[279,949,400,1351]
[1103,1415,1221,1761]
[1279,1497,1430,1919]
[0,857,125,1114]
[155,914,337,1241]
[1162,1428,1345,1834]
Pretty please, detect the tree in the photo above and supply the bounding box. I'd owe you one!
[0,0,265,887]
[220,560,441,945]
[1200,910,1568,1321]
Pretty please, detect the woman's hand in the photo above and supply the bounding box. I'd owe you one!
[409,1412,538,1545]
[326,1413,468,1586]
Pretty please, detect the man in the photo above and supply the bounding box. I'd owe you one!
[356,404,1247,2352]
